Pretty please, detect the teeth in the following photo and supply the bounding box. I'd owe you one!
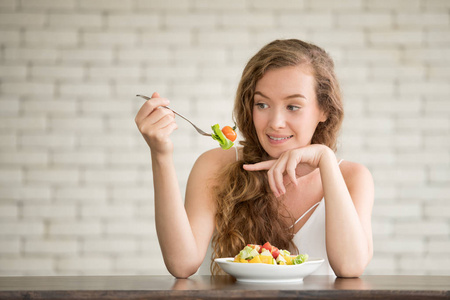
[269,135,292,141]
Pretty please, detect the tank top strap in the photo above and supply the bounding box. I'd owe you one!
[288,201,321,229]
[338,158,344,165]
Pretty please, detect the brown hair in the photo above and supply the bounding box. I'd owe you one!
[211,39,344,274]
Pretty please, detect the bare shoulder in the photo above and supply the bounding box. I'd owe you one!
[190,147,238,179]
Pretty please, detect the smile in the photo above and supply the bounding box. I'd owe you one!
[268,135,293,141]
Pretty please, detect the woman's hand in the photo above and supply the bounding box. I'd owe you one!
[135,92,177,155]
[243,144,334,197]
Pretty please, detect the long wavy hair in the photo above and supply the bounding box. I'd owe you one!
[211,39,344,274]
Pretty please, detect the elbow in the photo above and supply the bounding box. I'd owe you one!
[333,252,372,278]
[165,259,201,279]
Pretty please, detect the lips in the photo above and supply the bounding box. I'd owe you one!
[267,134,294,141]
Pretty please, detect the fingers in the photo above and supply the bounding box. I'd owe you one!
[242,160,275,171]
[135,96,170,126]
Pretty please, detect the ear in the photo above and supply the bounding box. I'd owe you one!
[319,110,328,123]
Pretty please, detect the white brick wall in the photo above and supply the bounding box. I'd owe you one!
[0,0,449,276]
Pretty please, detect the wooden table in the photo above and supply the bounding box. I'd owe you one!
[0,275,449,299]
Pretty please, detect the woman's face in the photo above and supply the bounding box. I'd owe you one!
[252,65,327,159]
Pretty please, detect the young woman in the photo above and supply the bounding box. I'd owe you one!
[135,39,374,278]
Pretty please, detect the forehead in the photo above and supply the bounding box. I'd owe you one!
[255,65,316,95]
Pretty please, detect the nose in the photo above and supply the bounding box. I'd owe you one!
[269,109,286,129]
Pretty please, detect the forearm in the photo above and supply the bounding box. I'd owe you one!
[319,149,371,277]
[151,152,201,277]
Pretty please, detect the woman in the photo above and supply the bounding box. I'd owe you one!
[135,39,374,278]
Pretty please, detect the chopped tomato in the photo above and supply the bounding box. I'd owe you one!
[221,126,237,142]
[262,242,272,252]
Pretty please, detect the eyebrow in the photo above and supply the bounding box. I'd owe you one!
[254,91,308,101]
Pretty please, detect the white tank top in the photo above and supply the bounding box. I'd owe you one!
[198,148,342,276]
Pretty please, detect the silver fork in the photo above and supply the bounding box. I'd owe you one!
[136,94,212,137]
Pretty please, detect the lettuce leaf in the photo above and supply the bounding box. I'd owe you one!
[211,124,234,150]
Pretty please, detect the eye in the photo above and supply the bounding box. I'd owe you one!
[255,103,268,109]
[287,105,300,111]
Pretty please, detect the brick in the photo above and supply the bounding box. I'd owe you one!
[373,204,421,219]
[0,151,49,166]
[193,0,245,10]
[141,30,192,46]
[107,13,160,28]
[0,116,47,132]
[80,99,134,116]
[0,185,51,201]
[20,134,76,149]
[54,186,108,203]
[0,99,20,115]
[82,238,138,253]
[136,0,190,10]
[399,255,450,273]
[369,30,423,46]
[82,31,138,46]
[25,168,80,184]
[24,239,78,255]
[0,64,28,79]
[397,151,450,166]
[0,205,18,218]
[165,13,217,28]
[82,168,139,185]
[337,13,392,28]
[104,220,155,236]
[1,81,54,96]
[57,257,112,272]
[365,134,422,150]
[61,48,114,63]
[374,238,424,254]
[0,221,45,236]
[344,48,401,64]
[24,30,78,46]
[396,13,449,28]
[429,167,450,183]
[22,99,78,115]
[78,0,132,11]
[78,134,136,149]
[88,65,140,80]
[399,185,450,202]
[173,47,227,65]
[371,220,394,236]
[117,48,171,64]
[424,205,450,218]
[20,0,75,10]
[220,12,275,29]
[371,66,425,81]
[0,238,20,254]
[0,168,22,184]
[396,117,449,132]
[49,221,102,236]
[0,13,46,27]
[48,13,103,28]
[366,97,422,115]
[248,0,305,10]
[111,186,153,202]
[49,117,104,132]
[52,151,106,166]
[427,239,450,253]
[60,83,111,97]
[115,255,168,273]
[23,204,77,219]
[0,29,20,44]
[31,65,84,80]
[0,258,53,273]
[312,30,366,47]
[426,30,450,45]
[81,204,134,219]
[395,221,449,236]
[366,0,420,11]
[281,13,335,29]
[404,48,450,63]
[197,30,251,46]
[0,0,16,10]
[4,47,59,62]
[372,167,426,185]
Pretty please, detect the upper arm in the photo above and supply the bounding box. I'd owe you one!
[184,147,236,261]
[342,162,374,253]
